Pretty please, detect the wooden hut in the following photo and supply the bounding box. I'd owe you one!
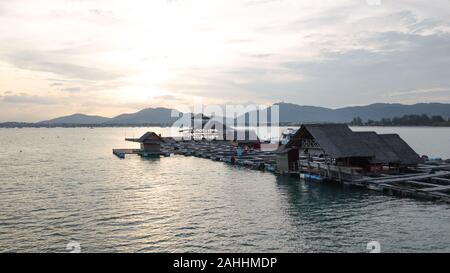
[275,146,299,173]
[276,124,421,172]
[379,134,422,167]
[125,132,165,155]
[355,131,400,171]
[288,124,374,167]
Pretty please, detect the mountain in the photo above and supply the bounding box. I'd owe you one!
[34,102,450,126]
[334,103,450,122]
[106,107,181,125]
[39,114,111,125]
[240,103,450,124]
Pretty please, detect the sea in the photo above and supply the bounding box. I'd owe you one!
[0,127,449,252]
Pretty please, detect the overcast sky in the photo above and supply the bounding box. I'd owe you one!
[1,0,450,121]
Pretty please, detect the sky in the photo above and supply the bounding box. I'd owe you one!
[1,0,450,122]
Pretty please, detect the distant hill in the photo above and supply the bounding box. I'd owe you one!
[106,107,181,125]
[334,103,450,122]
[38,114,111,125]
[241,103,450,124]
[22,102,450,127]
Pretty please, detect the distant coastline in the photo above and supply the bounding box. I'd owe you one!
[348,114,450,127]
[2,102,450,128]
[0,122,175,128]
[2,122,450,128]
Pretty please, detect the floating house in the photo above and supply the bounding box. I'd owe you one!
[354,132,399,171]
[125,132,165,156]
[276,124,422,173]
[113,126,450,203]
[378,134,423,166]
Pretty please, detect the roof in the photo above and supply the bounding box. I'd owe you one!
[281,123,421,165]
[289,124,375,158]
[275,144,297,154]
[126,132,164,143]
[379,134,422,165]
[354,132,400,164]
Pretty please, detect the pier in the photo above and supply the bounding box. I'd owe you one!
[113,125,450,204]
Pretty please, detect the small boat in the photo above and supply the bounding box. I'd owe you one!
[300,173,323,182]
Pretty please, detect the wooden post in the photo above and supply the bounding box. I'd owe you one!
[327,163,331,179]
[338,166,342,182]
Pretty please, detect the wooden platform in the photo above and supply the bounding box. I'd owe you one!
[114,139,450,204]
[113,149,170,158]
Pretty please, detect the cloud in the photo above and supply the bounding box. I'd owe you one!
[244,0,283,6]
[387,87,450,97]
[244,53,273,59]
[62,87,81,93]
[273,31,450,105]
[152,95,182,101]
[1,93,58,105]
[5,51,123,81]
[1,0,450,121]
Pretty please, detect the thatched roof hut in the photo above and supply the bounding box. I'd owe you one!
[277,124,421,168]
[285,124,373,159]
[379,134,422,166]
[126,132,164,144]
[126,132,164,154]
[354,132,400,164]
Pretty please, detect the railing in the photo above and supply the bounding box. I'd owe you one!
[299,160,364,182]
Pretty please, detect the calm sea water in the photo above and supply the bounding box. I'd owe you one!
[0,127,449,253]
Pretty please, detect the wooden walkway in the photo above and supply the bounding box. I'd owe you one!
[113,148,170,158]
[113,148,141,155]
[114,139,450,204]
[349,171,450,203]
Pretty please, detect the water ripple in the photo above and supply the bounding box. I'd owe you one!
[0,128,449,253]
